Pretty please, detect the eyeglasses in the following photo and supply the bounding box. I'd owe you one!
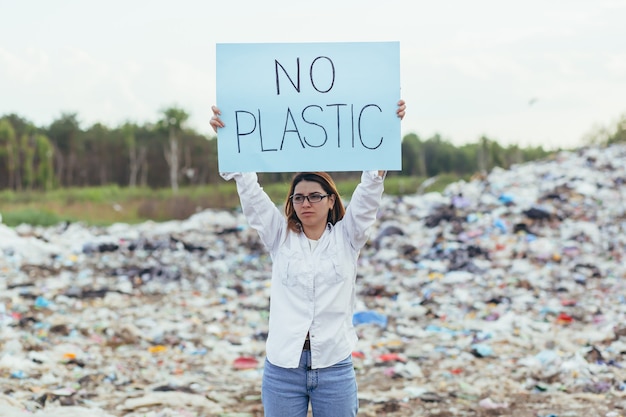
[290,193,330,204]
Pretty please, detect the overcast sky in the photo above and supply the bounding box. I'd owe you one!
[1,0,625,150]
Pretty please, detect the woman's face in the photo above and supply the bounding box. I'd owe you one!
[292,180,335,232]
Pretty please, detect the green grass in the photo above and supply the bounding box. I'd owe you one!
[0,175,459,227]
[1,208,67,227]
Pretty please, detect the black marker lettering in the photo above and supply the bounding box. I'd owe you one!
[275,58,300,95]
[301,105,328,148]
[358,104,383,150]
[235,110,258,153]
[258,109,277,152]
[351,104,356,148]
[326,103,347,147]
[279,108,305,150]
[310,56,335,94]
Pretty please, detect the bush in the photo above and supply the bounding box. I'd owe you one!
[1,209,68,227]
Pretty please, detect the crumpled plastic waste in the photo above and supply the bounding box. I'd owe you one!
[1,144,626,415]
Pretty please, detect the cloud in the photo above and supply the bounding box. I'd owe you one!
[607,54,626,76]
[1,0,625,148]
[0,46,49,84]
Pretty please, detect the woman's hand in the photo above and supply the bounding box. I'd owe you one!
[397,99,406,120]
[377,100,407,177]
[210,106,225,133]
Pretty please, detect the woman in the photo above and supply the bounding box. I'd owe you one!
[210,100,406,417]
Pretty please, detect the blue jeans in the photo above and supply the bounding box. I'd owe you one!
[262,351,358,417]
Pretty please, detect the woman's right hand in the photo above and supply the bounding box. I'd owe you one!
[210,105,225,133]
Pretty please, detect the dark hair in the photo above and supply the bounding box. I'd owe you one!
[284,172,345,233]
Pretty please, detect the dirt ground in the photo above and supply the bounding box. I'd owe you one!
[223,385,622,417]
[356,391,621,417]
[204,370,622,417]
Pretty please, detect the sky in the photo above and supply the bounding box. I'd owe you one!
[1,0,625,150]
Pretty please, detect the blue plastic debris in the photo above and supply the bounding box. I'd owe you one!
[353,311,388,328]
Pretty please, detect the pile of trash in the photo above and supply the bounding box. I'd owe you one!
[1,144,626,417]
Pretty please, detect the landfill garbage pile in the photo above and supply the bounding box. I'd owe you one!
[1,144,626,417]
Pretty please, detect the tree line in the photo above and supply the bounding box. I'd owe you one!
[0,107,220,192]
[5,105,609,192]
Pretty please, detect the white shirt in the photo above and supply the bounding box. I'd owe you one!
[221,171,385,369]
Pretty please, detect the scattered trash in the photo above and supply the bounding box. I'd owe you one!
[1,145,626,415]
[233,356,259,370]
[478,397,509,409]
[353,310,388,328]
